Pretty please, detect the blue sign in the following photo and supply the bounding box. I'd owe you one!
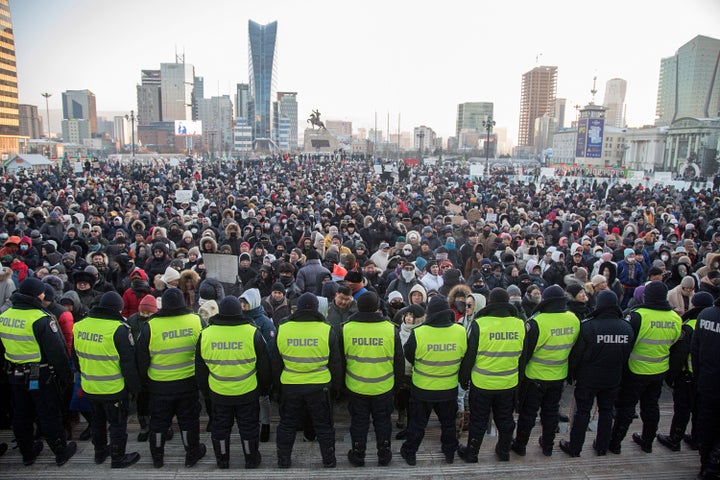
[585,118,604,158]
[575,119,587,158]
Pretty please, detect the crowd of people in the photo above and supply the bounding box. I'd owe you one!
[0,154,718,477]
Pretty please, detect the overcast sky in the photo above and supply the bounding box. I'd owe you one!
[10,0,720,144]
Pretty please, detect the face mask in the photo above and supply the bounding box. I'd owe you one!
[445,242,455,250]
[402,270,415,282]
[626,258,635,264]
[471,284,484,293]
[454,301,466,313]
[280,276,293,287]
[661,254,669,262]
[20,245,28,251]
[713,263,719,269]
[595,251,602,258]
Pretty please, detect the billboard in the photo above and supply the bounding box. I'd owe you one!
[585,118,604,158]
[575,119,587,158]
[174,120,202,136]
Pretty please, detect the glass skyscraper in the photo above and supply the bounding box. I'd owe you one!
[248,20,278,142]
[0,0,19,156]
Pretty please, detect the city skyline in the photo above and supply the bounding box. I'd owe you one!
[9,0,720,146]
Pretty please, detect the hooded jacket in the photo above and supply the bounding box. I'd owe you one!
[239,288,276,355]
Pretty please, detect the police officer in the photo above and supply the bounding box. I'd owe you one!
[692,292,720,479]
[0,277,76,466]
[272,292,342,468]
[610,280,682,454]
[458,288,525,462]
[73,291,141,468]
[658,291,713,452]
[339,291,404,467]
[195,296,271,469]
[400,294,468,466]
[137,287,206,468]
[512,284,580,457]
[559,290,634,457]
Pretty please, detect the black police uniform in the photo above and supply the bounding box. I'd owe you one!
[692,298,720,479]
[195,298,272,469]
[338,298,404,467]
[0,286,76,466]
[561,290,634,456]
[271,293,343,468]
[658,300,709,452]
[73,301,142,467]
[136,288,206,468]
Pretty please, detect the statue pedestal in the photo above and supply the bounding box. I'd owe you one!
[303,128,338,153]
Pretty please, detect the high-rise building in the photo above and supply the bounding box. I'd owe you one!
[137,69,162,124]
[655,35,720,126]
[248,20,278,143]
[236,83,250,120]
[413,126,437,151]
[113,116,130,145]
[193,76,204,121]
[455,102,494,148]
[19,104,43,139]
[554,98,567,129]
[197,95,233,155]
[160,60,194,121]
[603,78,627,128]
[518,66,558,148]
[62,89,97,134]
[277,91,297,149]
[0,0,20,157]
[326,120,352,137]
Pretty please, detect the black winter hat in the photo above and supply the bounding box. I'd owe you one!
[426,294,450,317]
[691,291,714,309]
[566,284,584,299]
[161,287,186,310]
[271,282,285,293]
[42,284,56,302]
[443,268,462,285]
[99,291,124,312]
[356,292,379,313]
[594,290,619,309]
[643,281,668,304]
[218,296,243,317]
[19,278,45,297]
[542,284,566,300]
[296,292,319,312]
[488,287,509,305]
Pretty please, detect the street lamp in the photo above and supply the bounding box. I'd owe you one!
[125,110,136,159]
[41,92,51,140]
[483,116,496,176]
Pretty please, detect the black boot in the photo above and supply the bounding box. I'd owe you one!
[632,432,652,453]
[495,432,513,461]
[182,429,207,467]
[0,442,7,456]
[458,437,482,463]
[137,416,149,442]
[110,435,140,469]
[277,448,291,468]
[244,439,261,469]
[212,437,229,469]
[559,439,580,457]
[51,438,77,466]
[149,431,165,468]
[684,434,699,450]
[94,444,110,464]
[377,439,392,466]
[22,441,43,466]
[511,430,530,456]
[78,424,93,441]
[165,426,174,441]
[347,440,366,467]
[657,429,683,452]
[609,422,629,454]
[320,443,336,468]
[538,436,553,456]
[260,423,270,442]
